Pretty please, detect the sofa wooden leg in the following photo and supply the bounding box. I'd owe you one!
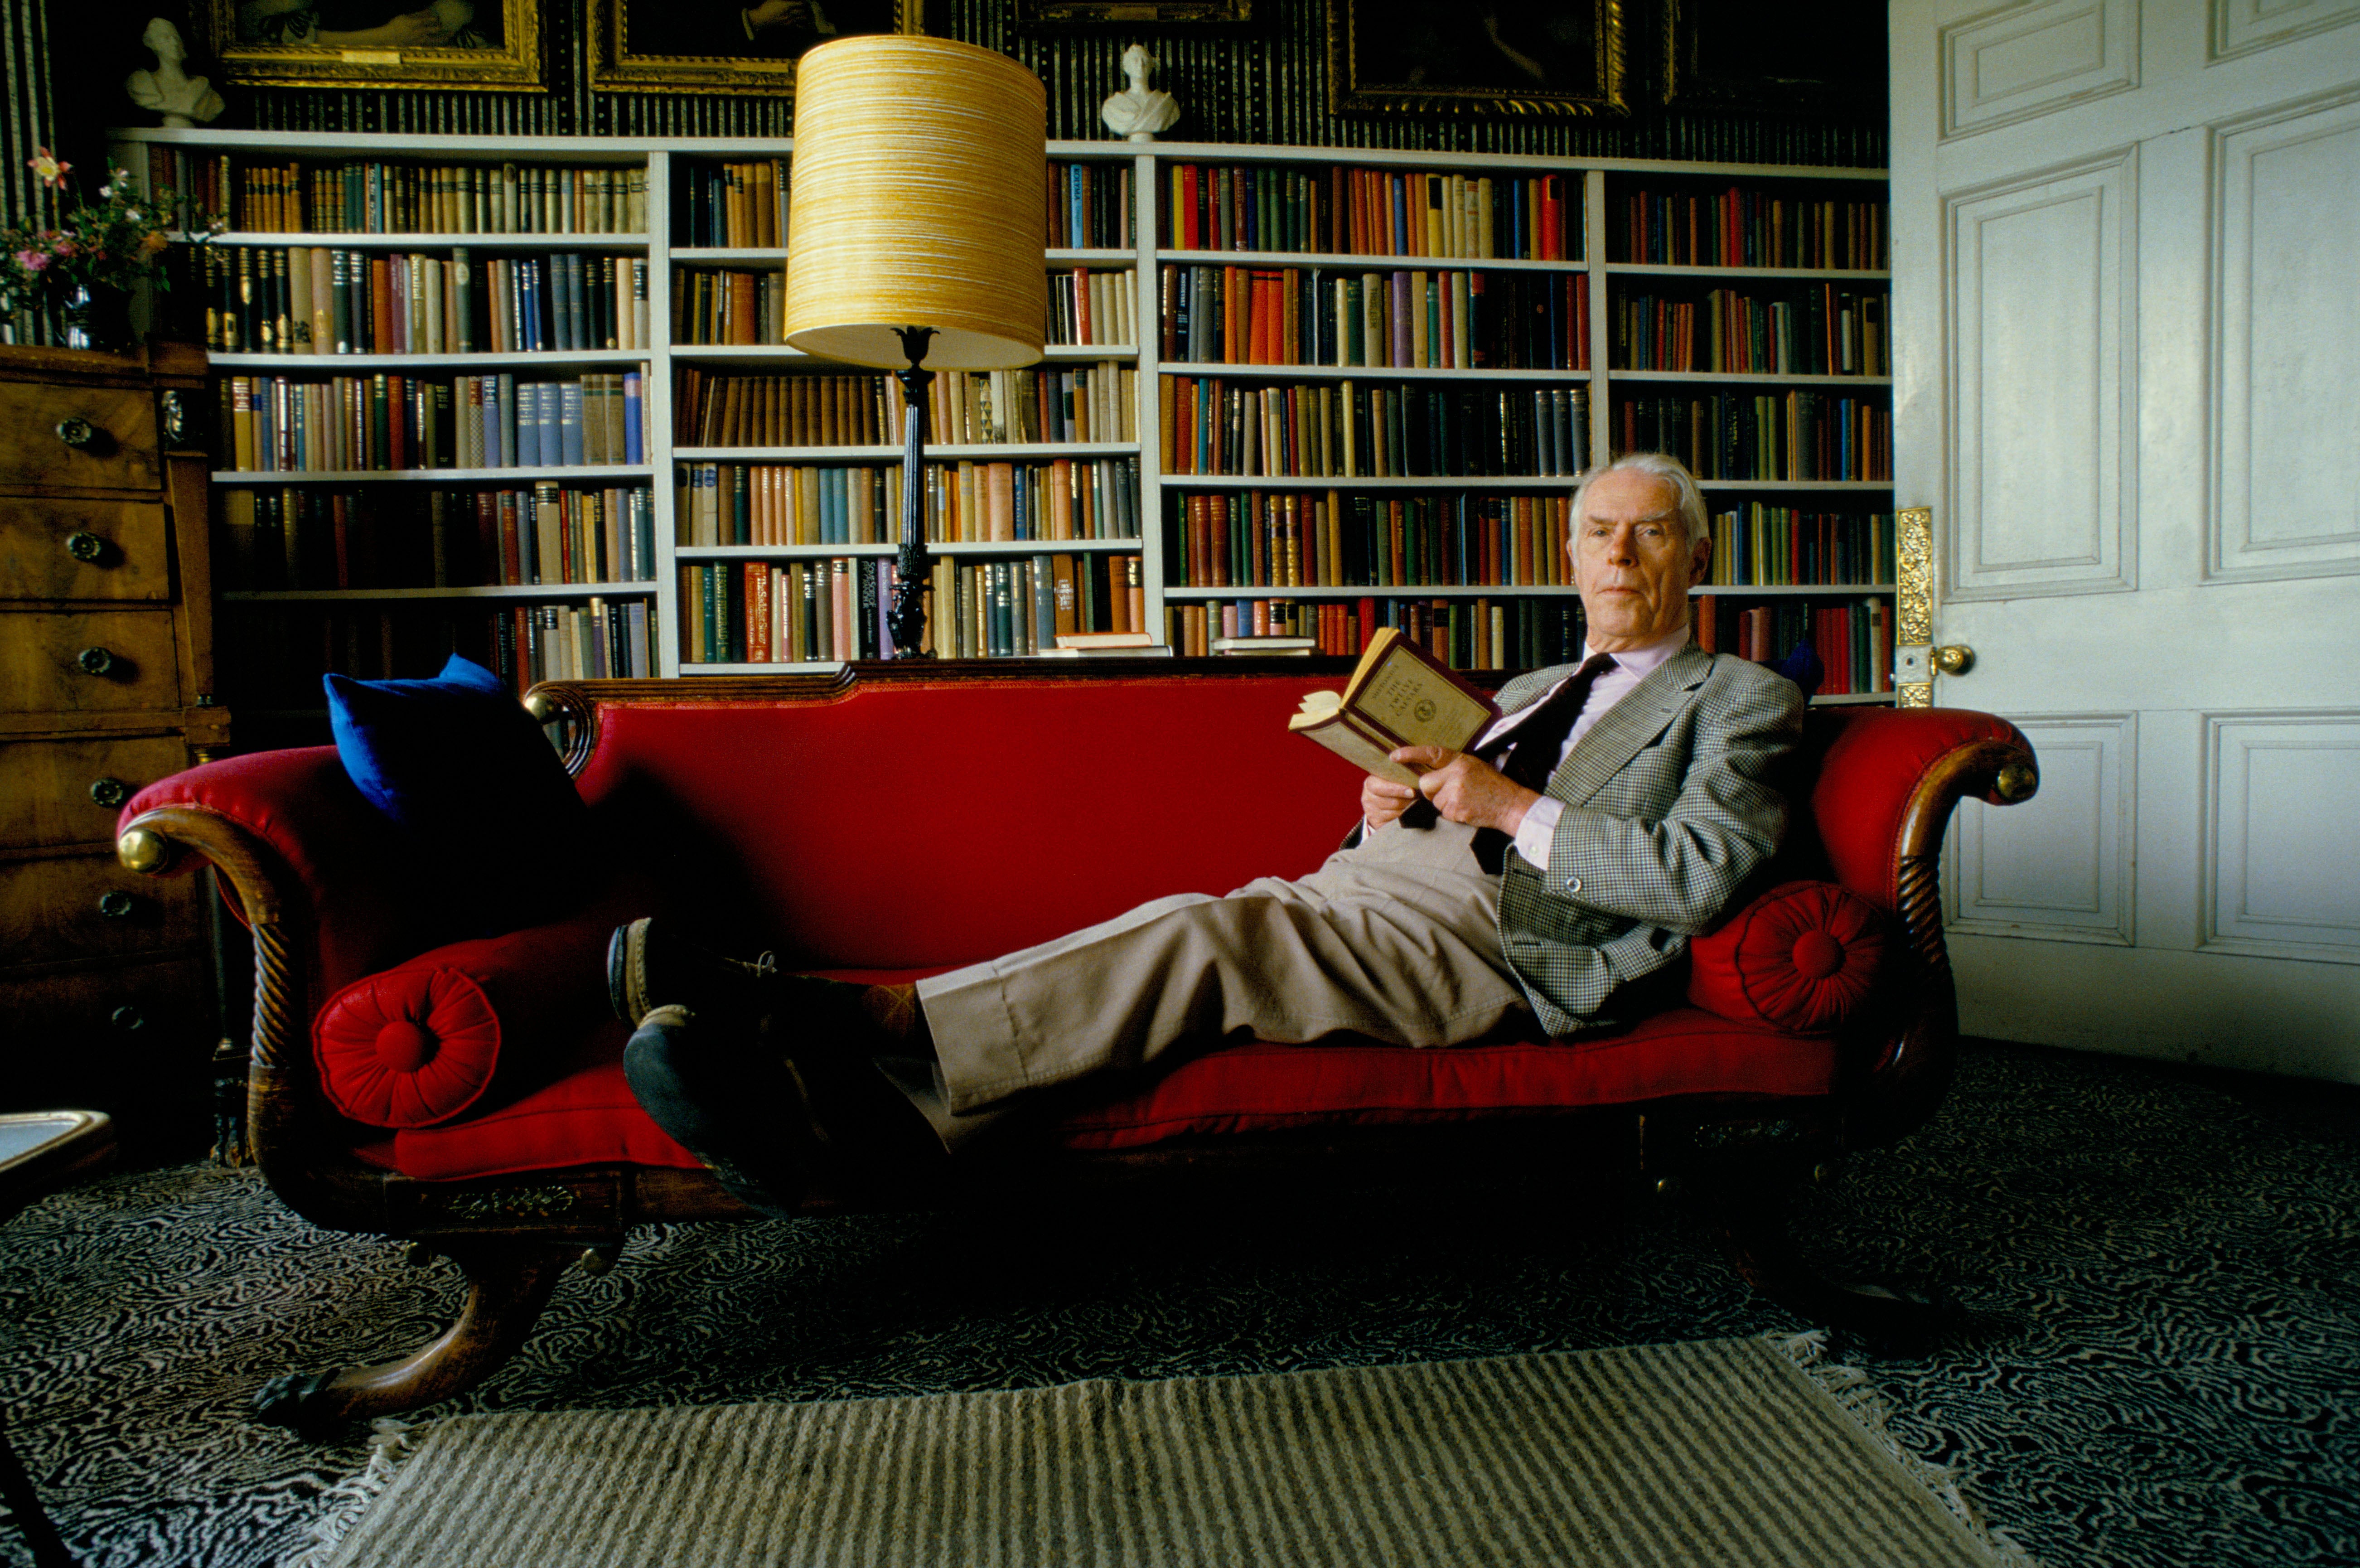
[251,1242,578,1439]
[1704,1179,1943,1346]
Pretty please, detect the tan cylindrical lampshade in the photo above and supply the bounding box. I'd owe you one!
[784,36,1048,372]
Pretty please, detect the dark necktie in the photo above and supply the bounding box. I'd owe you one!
[1470,652,1616,875]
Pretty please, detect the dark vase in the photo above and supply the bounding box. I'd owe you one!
[60,283,137,353]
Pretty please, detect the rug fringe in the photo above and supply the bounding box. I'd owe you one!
[285,1417,417,1568]
[1773,1332,2042,1568]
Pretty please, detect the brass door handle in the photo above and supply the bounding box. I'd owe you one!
[1934,644,1976,676]
[54,416,97,449]
[65,531,106,562]
[76,646,116,677]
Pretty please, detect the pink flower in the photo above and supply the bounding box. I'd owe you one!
[13,250,48,273]
[26,149,68,187]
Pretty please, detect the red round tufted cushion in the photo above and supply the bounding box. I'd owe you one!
[315,968,502,1127]
[1685,880,1891,1034]
[311,915,616,1129]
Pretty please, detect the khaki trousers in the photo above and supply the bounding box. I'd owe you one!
[905,817,1535,1151]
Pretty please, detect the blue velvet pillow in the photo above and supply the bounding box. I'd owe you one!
[324,655,588,933]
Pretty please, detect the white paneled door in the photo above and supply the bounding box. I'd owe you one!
[1890,0,2360,1079]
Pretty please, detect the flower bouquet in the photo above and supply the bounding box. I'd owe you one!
[1,148,220,350]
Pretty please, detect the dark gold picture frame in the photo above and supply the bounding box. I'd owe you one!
[1328,0,1628,118]
[198,0,544,92]
[590,0,921,96]
[1014,0,1252,34]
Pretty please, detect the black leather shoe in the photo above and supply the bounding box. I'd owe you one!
[607,917,780,1028]
[621,1004,817,1218]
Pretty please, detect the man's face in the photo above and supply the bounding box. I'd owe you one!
[1570,471,1712,652]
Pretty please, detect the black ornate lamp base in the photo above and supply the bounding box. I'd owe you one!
[890,328,937,659]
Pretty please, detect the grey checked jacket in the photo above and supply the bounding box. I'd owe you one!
[1491,643,1803,1035]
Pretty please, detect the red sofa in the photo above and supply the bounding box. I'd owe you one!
[115,662,2036,1436]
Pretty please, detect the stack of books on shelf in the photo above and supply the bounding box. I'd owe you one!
[155,152,646,236]
[678,457,1141,546]
[1045,268,1137,347]
[218,483,656,591]
[1612,392,1891,482]
[1707,505,1897,587]
[674,158,789,248]
[1614,286,1888,376]
[1169,491,1576,593]
[217,369,648,473]
[1047,161,1133,249]
[672,368,1136,448]
[1160,164,1579,261]
[1163,377,1588,478]
[1160,265,1587,370]
[1170,595,1583,671]
[1697,597,1893,697]
[672,266,786,345]
[199,247,651,355]
[1612,187,1886,269]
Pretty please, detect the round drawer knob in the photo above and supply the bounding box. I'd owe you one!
[111,1005,145,1031]
[76,646,116,677]
[97,890,135,920]
[54,416,97,449]
[65,531,106,563]
[90,777,130,808]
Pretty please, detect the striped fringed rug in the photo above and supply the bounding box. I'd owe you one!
[310,1338,2022,1568]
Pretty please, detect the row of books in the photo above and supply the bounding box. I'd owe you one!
[1160,264,1590,372]
[671,367,1139,449]
[194,155,648,236]
[217,484,659,593]
[1707,506,1898,588]
[1167,490,1579,592]
[1164,378,1590,481]
[927,553,1146,658]
[672,266,786,346]
[1615,286,1889,378]
[1047,161,1135,251]
[1695,595,1894,695]
[1046,268,1139,348]
[674,159,788,249]
[677,551,1146,663]
[678,456,1145,546]
[892,363,1139,449]
[198,246,653,356]
[1614,392,1893,483]
[218,371,648,474]
[218,601,653,708]
[1612,188,1887,271]
[1158,164,1580,263]
[1167,596,1586,672]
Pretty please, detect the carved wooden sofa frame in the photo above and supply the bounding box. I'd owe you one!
[115,663,2037,1437]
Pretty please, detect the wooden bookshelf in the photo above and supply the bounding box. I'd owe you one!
[113,129,1895,704]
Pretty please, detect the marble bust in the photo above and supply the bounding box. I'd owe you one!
[125,18,225,128]
[1101,44,1179,142]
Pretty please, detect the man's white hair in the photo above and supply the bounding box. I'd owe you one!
[1572,451,1709,548]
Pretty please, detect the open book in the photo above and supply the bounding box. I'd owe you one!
[1288,627,1500,786]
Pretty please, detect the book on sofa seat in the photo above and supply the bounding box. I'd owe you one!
[1288,627,1498,786]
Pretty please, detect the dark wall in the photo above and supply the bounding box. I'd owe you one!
[42,0,1880,181]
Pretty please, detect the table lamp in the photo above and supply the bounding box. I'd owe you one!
[783,34,1048,658]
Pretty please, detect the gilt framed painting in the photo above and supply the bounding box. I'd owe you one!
[1327,0,1629,117]
[199,0,544,91]
[589,0,921,95]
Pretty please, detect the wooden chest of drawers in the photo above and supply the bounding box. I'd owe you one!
[0,343,230,1149]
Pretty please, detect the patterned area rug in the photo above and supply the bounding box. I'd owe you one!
[0,1040,2353,1568]
[310,1341,2011,1568]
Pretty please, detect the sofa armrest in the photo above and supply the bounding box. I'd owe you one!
[313,913,618,1128]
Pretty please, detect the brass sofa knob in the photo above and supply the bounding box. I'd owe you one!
[117,828,172,874]
[77,646,116,677]
[55,416,97,449]
[1995,761,2039,803]
[65,531,106,562]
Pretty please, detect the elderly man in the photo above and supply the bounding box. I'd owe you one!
[612,450,1804,1207]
